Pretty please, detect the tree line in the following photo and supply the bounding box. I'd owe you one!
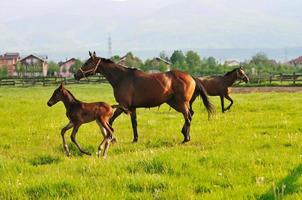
[1,51,301,78]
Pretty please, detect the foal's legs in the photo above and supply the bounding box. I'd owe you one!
[130,109,138,143]
[70,125,91,155]
[96,119,113,157]
[61,122,73,156]
[225,94,234,111]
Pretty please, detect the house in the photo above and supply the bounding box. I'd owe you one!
[20,54,48,76]
[0,52,20,76]
[59,58,76,77]
[288,56,302,66]
[224,59,240,67]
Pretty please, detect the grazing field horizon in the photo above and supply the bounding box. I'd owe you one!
[0,84,302,199]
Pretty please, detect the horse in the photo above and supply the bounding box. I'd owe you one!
[74,51,214,143]
[47,83,118,157]
[190,67,249,113]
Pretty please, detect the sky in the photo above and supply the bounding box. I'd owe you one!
[0,0,302,61]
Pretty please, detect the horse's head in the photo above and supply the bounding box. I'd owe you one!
[236,67,249,83]
[47,83,65,107]
[74,51,101,80]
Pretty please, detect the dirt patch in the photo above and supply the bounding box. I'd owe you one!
[231,87,302,93]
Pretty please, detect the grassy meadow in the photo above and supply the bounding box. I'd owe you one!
[0,84,302,199]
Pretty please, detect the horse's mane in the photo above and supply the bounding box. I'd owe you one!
[64,88,80,103]
[224,68,239,76]
[100,57,139,71]
[100,57,115,64]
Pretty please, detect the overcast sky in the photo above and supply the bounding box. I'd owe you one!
[0,0,301,60]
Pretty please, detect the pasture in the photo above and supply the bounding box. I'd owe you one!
[0,84,301,199]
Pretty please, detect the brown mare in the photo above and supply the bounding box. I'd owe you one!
[190,67,249,113]
[47,83,117,157]
[74,51,214,143]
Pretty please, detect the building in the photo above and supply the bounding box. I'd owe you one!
[224,59,240,67]
[288,56,302,66]
[59,58,76,77]
[19,54,48,76]
[0,52,20,76]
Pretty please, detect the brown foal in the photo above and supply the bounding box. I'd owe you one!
[47,83,116,157]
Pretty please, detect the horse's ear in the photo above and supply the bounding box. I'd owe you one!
[59,82,64,90]
[89,51,92,57]
[93,51,96,57]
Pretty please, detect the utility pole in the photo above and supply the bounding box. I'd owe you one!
[108,34,112,58]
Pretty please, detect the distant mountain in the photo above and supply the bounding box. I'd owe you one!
[1,0,302,61]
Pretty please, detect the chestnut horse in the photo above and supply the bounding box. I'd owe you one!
[47,83,117,157]
[74,52,213,143]
[190,67,249,113]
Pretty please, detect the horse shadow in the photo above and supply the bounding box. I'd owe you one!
[258,164,302,199]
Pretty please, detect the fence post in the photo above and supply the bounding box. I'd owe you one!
[280,73,283,84]
[293,72,296,85]
[269,73,272,84]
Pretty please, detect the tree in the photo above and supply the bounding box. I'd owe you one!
[0,67,8,78]
[159,51,169,61]
[170,50,187,71]
[125,52,143,69]
[142,58,168,72]
[70,59,83,74]
[110,55,121,63]
[251,52,269,65]
[47,61,60,76]
[185,51,201,73]
[170,50,185,65]
[16,62,26,77]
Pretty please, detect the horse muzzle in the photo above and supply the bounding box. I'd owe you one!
[243,77,249,83]
[47,101,53,107]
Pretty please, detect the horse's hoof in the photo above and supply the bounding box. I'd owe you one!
[132,138,138,143]
[182,139,190,144]
[111,138,117,144]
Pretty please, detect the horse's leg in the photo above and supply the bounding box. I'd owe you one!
[225,94,234,111]
[102,139,111,157]
[130,109,138,143]
[70,125,91,155]
[109,108,123,126]
[167,100,191,143]
[96,118,113,157]
[61,122,73,156]
[188,92,197,120]
[96,119,107,157]
[220,95,225,113]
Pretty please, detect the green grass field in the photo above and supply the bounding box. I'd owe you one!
[0,84,302,199]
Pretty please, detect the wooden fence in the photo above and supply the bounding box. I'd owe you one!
[1,73,302,87]
[0,75,106,87]
[247,73,302,85]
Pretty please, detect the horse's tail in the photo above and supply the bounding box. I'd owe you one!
[193,77,214,117]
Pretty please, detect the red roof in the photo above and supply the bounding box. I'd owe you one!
[59,58,76,66]
[0,52,20,60]
[289,56,302,65]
